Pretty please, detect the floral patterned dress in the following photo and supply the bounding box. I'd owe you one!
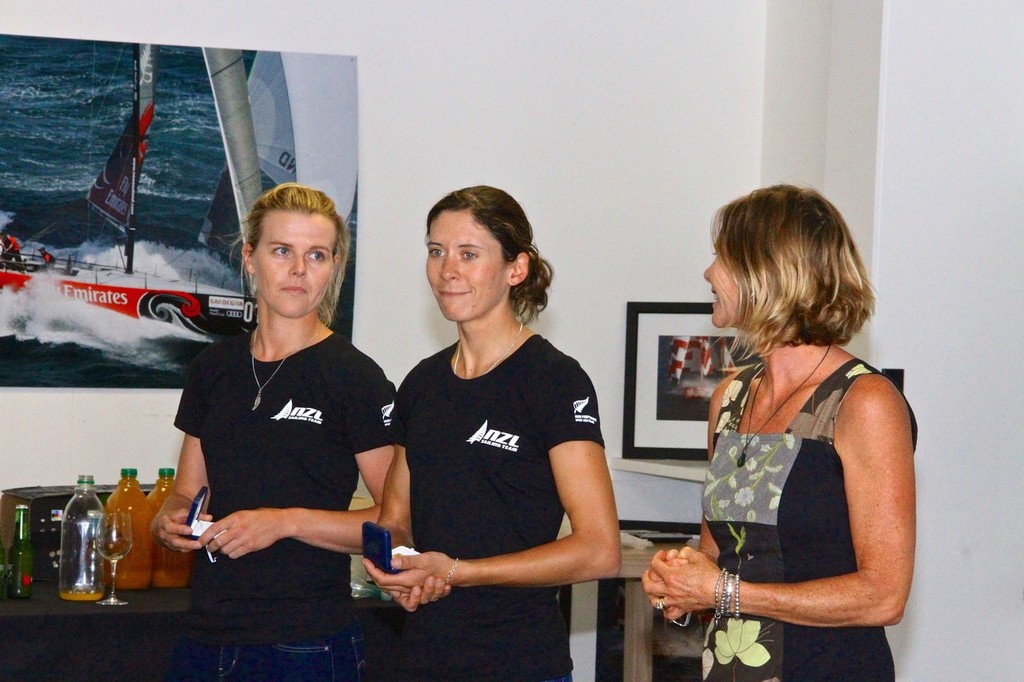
[700,358,912,682]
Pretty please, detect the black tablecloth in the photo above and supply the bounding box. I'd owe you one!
[0,587,403,681]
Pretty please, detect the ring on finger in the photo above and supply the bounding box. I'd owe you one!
[654,598,666,610]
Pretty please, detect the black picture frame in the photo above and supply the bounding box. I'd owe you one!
[622,301,744,460]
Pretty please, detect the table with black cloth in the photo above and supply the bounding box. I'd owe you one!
[0,587,404,681]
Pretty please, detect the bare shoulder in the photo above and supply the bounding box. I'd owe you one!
[835,372,914,459]
[840,372,909,419]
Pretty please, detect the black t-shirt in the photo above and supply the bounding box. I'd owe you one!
[395,335,604,681]
[175,332,395,644]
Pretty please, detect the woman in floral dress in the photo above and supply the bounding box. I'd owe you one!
[642,185,917,681]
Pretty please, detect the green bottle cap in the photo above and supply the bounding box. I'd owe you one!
[77,474,95,485]
[158,468,175,477]
[121,468,138,478]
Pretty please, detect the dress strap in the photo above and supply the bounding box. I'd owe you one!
[788,358,880,443]
[714,363,763,435]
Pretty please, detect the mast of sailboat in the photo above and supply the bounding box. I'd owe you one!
[203,48,263,242]
[85,43,157,275]
[123,43,140,273]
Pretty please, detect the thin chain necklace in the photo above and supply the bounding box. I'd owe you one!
[250,325,320,411]
[736,344,831,467]
[452,322,524,378]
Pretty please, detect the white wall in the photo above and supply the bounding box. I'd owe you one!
[761,0,832,189]
[1,1,1022,679]
[0,2,767,522]
[873,2,1024,679]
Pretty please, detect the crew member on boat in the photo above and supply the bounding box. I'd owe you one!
[1,232,22,263]
[38,247,55,268]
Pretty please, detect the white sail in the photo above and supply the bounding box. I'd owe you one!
[202,48,263,237]
[199,51,358,255]
[248,51,297,186]
[281,54,358,219]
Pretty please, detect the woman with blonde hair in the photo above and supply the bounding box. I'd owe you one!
[154,183,395,680]
[643,185,917,681]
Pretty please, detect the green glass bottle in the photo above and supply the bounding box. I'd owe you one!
[0,532,6,599]
[7,504,33,598]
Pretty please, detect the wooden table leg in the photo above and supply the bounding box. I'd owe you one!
[624,578,653,682]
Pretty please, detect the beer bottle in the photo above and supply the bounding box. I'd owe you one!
[0,533,6,599]
[7,504,33,598]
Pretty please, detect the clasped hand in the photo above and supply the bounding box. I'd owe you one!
[153,508,282,560]
[641,545,717,622]
[362,551,454,612]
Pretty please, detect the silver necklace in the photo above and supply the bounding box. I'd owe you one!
[250,326,320,410]
[251,354,286,411]
[736,344,831,467]
[453,322,524,378]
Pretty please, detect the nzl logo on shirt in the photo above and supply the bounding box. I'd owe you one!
[381,402,394,427]
[466,420,521,452]
[573,397,597,424]
[271,399,324,425]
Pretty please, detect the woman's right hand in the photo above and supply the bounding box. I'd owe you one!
[151,504,204,553]
[153,434,210,553]
[642,546,718,621]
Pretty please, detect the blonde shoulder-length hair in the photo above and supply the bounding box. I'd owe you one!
[712,184,874,355]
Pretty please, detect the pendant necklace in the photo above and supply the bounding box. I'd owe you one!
[453,322,524,378]
[251,354,286,411]
[250,326,319,411]
[736,344,831,467]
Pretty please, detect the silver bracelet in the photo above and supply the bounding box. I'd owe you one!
[733,572,741,617]
[722,574,734,619]
[444,557,459,586]
[713,568,727,620]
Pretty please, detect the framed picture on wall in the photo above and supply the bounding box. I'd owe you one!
[622,301,755,460]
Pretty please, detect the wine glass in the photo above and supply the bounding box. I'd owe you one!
[97,511,133,606]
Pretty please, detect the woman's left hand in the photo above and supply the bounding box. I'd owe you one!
[362,551,455,612]
[642,546,718,621]
[200,508,284,559]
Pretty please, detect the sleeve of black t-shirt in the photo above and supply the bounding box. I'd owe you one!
[336,351,397,455]
[527,352,605,452]
[174,345,215,438]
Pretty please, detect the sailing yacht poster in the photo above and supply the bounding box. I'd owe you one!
[0,35,359,388]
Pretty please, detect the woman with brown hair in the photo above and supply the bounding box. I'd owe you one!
[365,185,621,681]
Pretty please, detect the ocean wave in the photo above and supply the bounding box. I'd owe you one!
[0,278,211,369]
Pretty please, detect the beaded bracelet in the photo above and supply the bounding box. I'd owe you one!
[732,572,741,617]
[714,569,743,620]
[444,558,459,586]
[713,568,727,620]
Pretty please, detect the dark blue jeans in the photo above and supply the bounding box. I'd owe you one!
[166,620,365,681]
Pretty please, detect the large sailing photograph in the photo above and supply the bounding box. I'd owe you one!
[0,35,358,388]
